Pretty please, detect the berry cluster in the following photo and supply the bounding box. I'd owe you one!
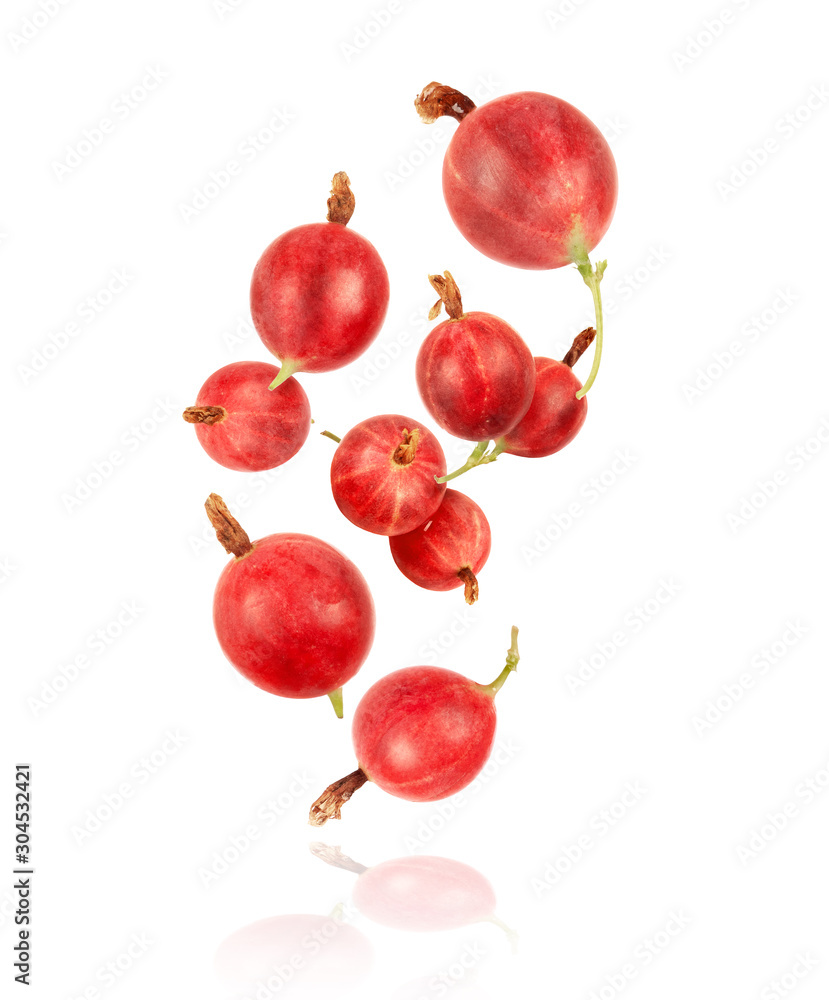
[184,82,618,824]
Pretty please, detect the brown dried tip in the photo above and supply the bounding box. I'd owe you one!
[309,769,369,827]
[393,428,419,466]
[428,271,464,321]
[415,82,477,124]
[562,327,597,368]
[457,566,479,605]
[182,405,226,425]
[309,843,369,875]
[204,493,253,558]
[327,171,356,226]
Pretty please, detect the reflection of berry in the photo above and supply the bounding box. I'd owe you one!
[214,913,373,995]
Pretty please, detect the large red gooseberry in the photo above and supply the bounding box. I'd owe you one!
[309,627,519,824]
[389,488,491,603]
[206,494,375,717]
[415,84,617,272]
[329,414,447,536]
[183,360,310,471]
[250,172,390,389]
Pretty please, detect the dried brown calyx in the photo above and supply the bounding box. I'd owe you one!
[393,428,420,466]
[428,270,464,321]
[308,768,369,827]
[561,327,597,368]
[415,82,477,124]
[457,566,479,605]
[327,171,356,226]
[182,406,226,425]
[205,493,253,558]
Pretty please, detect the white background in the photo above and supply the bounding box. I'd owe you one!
[3,0,828,997]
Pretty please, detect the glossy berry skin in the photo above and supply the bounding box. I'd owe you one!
[187,361,310,471]
[416,312,535,440]
[389,489,490,595]
[353,667,497,801]
[353,856,496,932]
[330,414,446,536]
[215,914,373,993]
[213,533,375,700]
[443,92,618,269]
[250,222,389,374]
[502,357,587,458]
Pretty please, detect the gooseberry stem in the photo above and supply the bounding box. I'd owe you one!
[483,626,520,697]
[436,438,506,484]
[269,358,301,391]
[309,768,369,827]
[327,687,344,719]
[321,430,342,444]
[570,253,607,398]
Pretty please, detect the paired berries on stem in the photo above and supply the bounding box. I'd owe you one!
[415,82,616,395]
[309,626,520,825]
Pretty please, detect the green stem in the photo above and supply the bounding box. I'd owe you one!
[482,626,520,697]
[570,254,607,399]
[485,914,520,953]
[269,358,301,390]
[321,430,342,444]
[436,438,507,484]
[327,687,344,719]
